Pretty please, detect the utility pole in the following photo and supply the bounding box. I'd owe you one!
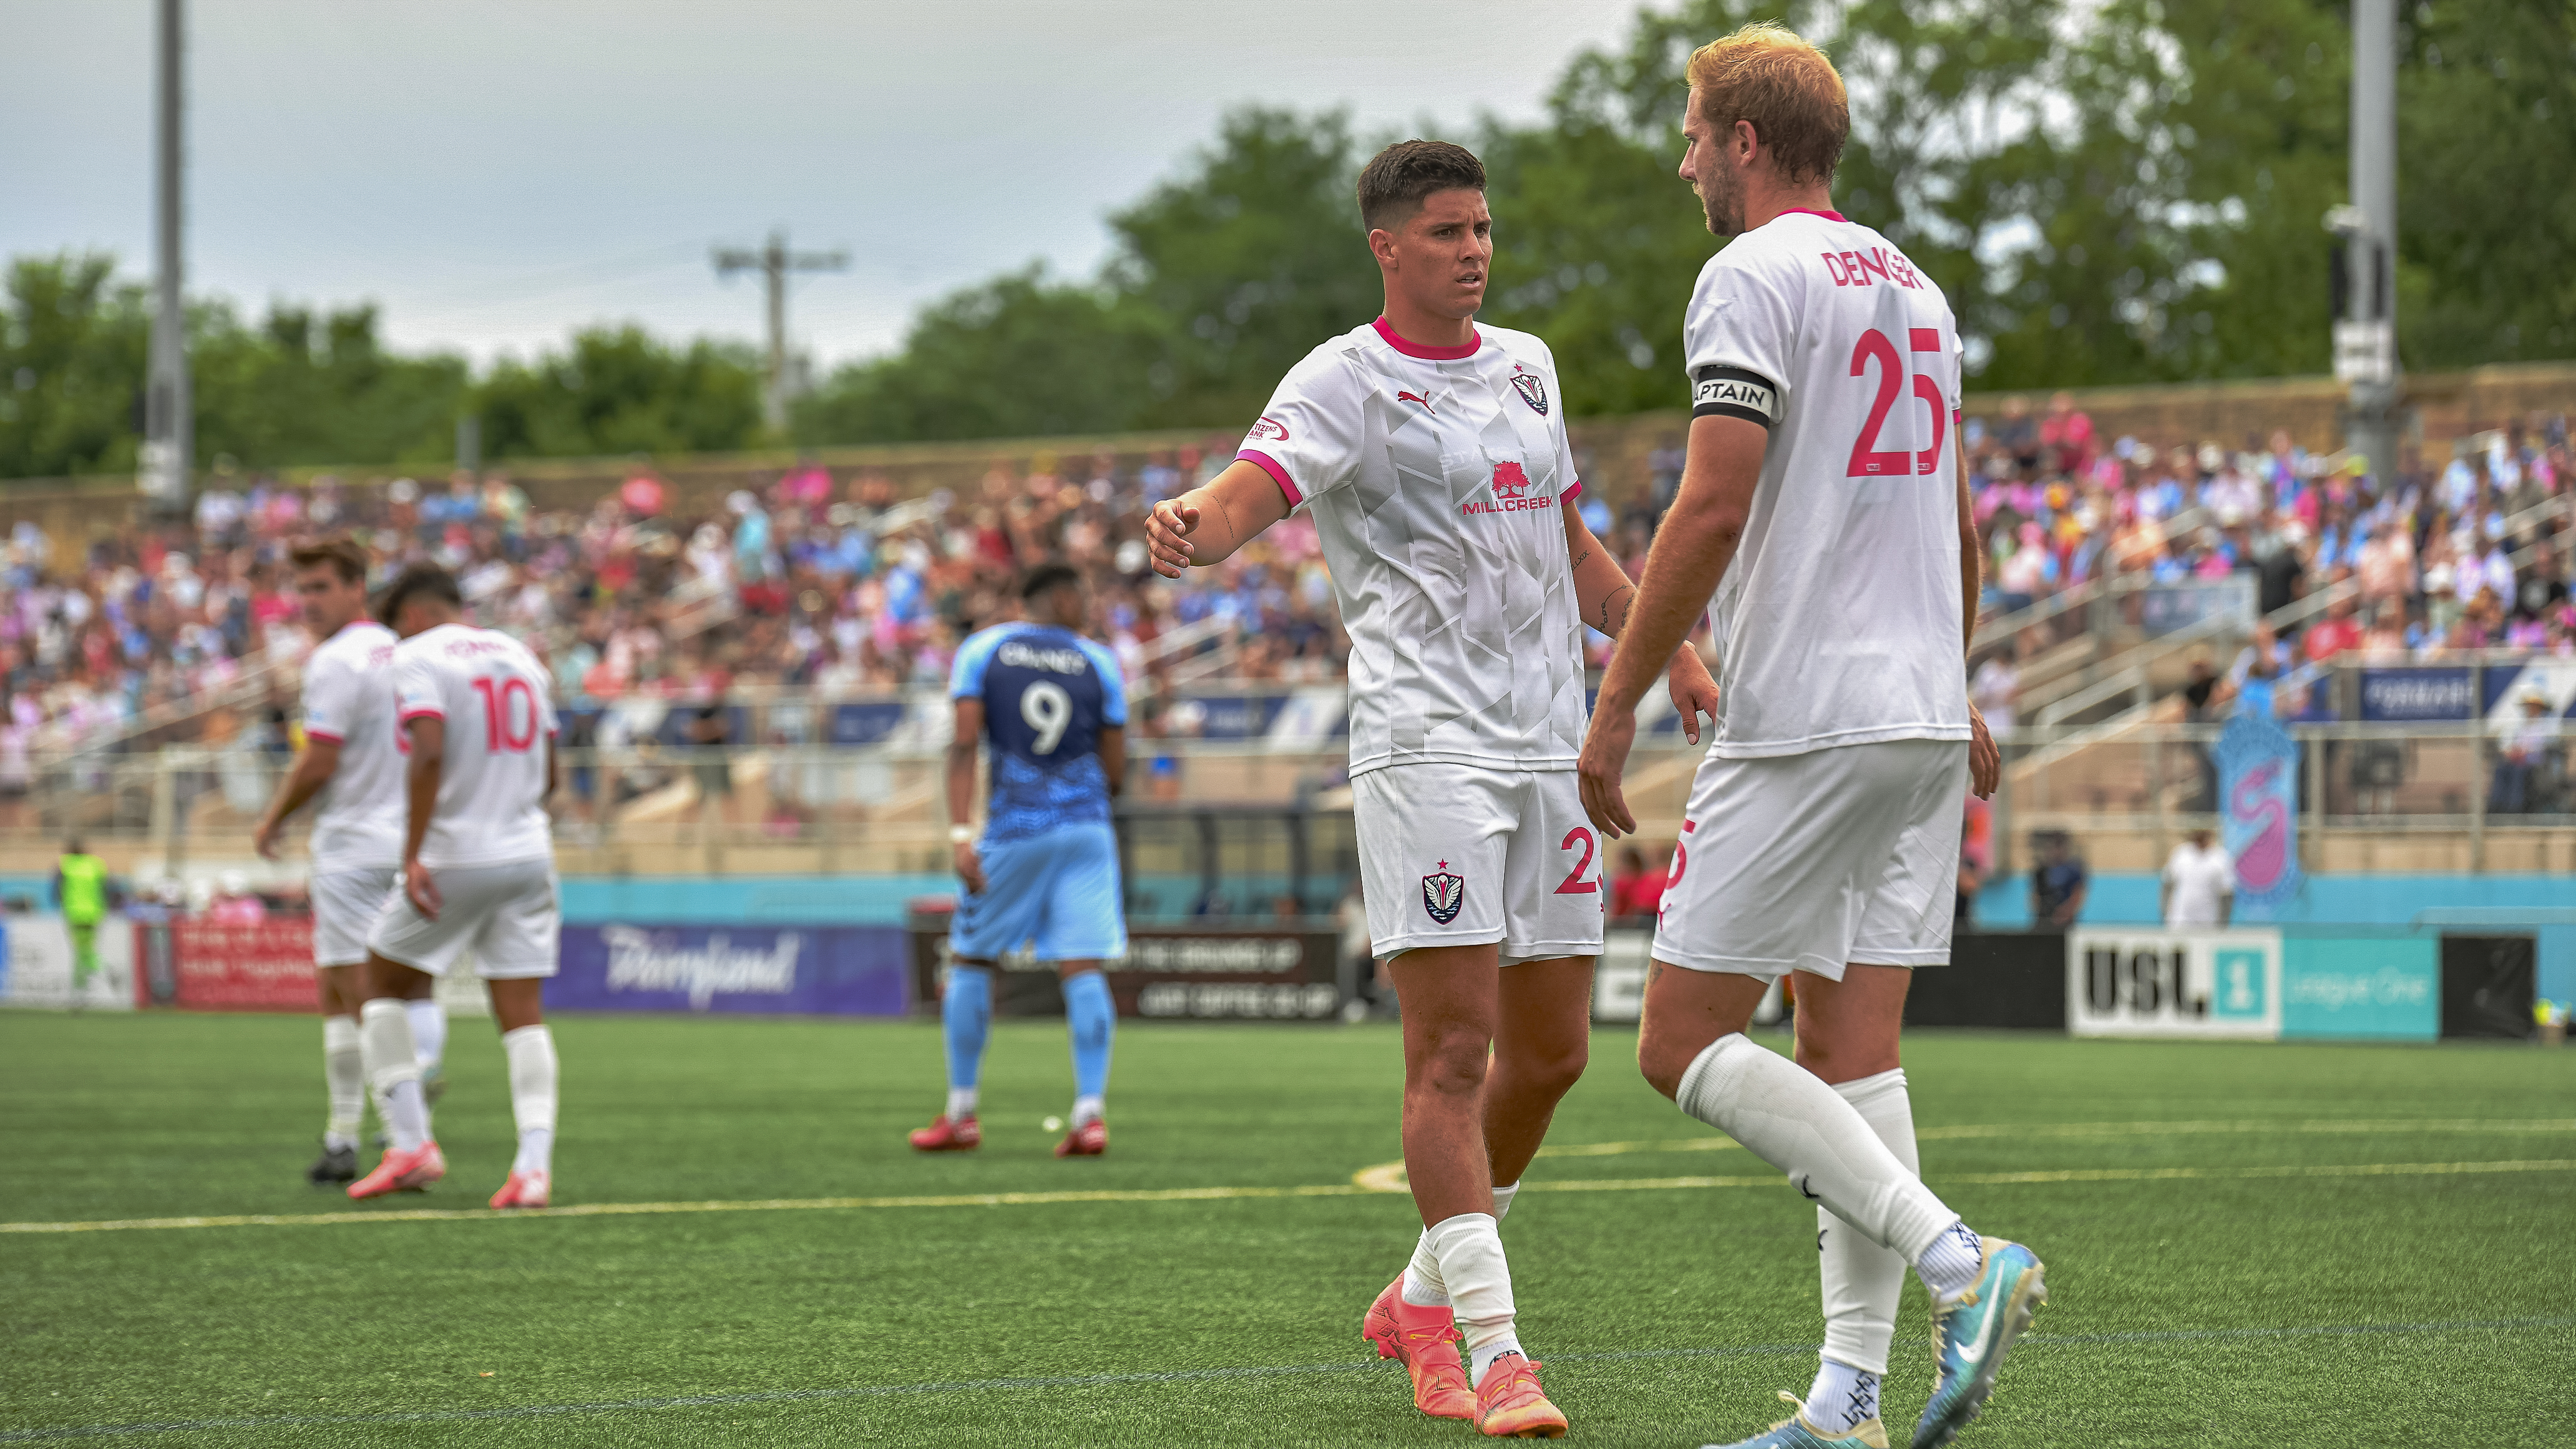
[2331,0,2400,482]
[140,0,191,514]
[711,230,848,434]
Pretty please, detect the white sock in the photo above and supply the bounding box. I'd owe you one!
[946,1087,978,1120]
[406,998,448,1072]
[1915,1220,1986,1302]
[359,998,429,1153]
[322,1015,363,1148]
[1804,1358,1882,1435]
[1403,1180,1520,1308]
[502,1024,558,1176]
[1424,1213,1521,1386]
[1673,1035,1954,1264]
[1070,1094,1104,1128]
[1820,1069,1916,1379]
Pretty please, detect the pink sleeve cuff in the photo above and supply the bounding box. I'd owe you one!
[1236,449,1303,507]
[1563,480,1584,503]
[303,729,344,745]
[398,708,445,724]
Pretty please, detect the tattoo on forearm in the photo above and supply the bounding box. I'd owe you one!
[1601,585,1635,636]
[1569,545,1592,572]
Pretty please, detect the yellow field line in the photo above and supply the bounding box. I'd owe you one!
[6,1157,2569,1236]
[1532,1118,2576,1161]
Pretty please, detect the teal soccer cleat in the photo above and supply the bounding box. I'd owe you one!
[1912,1237,2047,1449]
[1700,1392,1888,1449]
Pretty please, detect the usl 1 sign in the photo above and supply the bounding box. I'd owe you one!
[2066,928,2284,1040]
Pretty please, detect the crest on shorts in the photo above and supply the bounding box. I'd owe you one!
[1422,861,1465,924]
[1510,365,1549,416]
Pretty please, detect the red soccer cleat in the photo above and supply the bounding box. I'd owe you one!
[346,1140,445,1200]
[1474,1354,1568,1438]
[1363,1273,1475,1420]
[489,1169,550,1209]
[1054,1118,1106,1157]
[909,1115,981,1152]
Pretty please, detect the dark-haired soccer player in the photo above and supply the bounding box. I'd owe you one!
[346,565,565,1211]
[909,563,1127,1159]
[1578,24,2044,1449]
[1146,139,1717,1440]
[254,539,441,1186]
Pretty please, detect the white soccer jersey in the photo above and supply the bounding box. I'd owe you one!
[300,620,404,872]
[391,623,557,869]
[1682,208,1973,758]
[1238,318,1588,776]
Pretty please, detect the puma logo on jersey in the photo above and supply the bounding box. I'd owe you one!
[1395,390,1435,414]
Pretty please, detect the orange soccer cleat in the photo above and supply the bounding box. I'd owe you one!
[346,1140,445,1201]
[1054,1118,1107,1157]
[1474,1354,1568,1438]
[909,1115,981,1152]
[489,1169,550,1209]
[1362,1274,1475,1420]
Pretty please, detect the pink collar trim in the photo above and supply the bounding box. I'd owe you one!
[1779,207,1848,223]
[1372,316,1481,360]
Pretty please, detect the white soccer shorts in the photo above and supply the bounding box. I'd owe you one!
[310,867,398,968]
[1652,738,1968,980]
[1354,763,1606,964]
[366,858,561,980]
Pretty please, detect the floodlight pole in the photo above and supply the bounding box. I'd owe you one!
[142,0,192,514]
[711,230,849,434]
[2339,0,2401,482]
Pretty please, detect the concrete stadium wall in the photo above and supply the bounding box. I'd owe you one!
[7,363,2570,539]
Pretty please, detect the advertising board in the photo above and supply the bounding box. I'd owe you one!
[906,917,1345,1021]
[168,920,318,1011]
[552,925,909,1015]
[0,915,136,1010]
[2067,927,2284,1038]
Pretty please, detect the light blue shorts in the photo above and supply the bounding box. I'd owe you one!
[950,822,1127,963]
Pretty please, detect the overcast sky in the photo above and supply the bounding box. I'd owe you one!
[2,0,1655,370]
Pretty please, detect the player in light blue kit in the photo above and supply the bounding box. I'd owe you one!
[910,563,1128,1158]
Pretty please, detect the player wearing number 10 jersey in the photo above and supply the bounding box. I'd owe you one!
[347,565,566,1211]
[910,564,1128,1160]
[1578,26,2043,1449]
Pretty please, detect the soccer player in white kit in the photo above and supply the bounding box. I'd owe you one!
[1146,140,1718,1440]
[1576,27,2045,1449]
[346,565,565,1211]
[251,540,446,1186]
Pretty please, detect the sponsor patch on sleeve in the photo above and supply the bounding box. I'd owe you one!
[1690,365,1782,428]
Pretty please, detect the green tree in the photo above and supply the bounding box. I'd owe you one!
[474,326,764,460]
[0,253,150,480]
[192,300,469,469]
[793,266,1156,444]
[2398,0,2576,365]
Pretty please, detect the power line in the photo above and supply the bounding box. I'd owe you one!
[711,230,848,432]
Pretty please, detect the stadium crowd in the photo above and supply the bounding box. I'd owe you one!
[0,399,2565,770]
[1963,394,2573,657]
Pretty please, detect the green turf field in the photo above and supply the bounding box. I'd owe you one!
[2,1010,2570,1447]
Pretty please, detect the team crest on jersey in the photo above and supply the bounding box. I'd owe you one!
[1422,861,1465,924]
[1510,364,1549,416]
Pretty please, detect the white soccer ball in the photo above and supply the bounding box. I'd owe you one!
[1042,1115,1064,1132]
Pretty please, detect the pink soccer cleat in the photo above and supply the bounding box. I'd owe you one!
[909,1115,981,1152]
[346,1140,444,1200]
[489,1169,550,1209]
[1363,1273,1475,1420]
[1054,1118,1107,1157]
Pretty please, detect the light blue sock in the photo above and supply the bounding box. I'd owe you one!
[943,967,992,1106]
[1063,970,1114,1110]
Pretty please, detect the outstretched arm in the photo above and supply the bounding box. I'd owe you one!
[253,738,343,859]
[1144,461,1292,576]
[1563,500,1718,745]
[1577,414,1768,836]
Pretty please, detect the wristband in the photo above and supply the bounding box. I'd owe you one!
[949,825,975,846]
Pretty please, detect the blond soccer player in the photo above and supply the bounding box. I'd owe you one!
[1576,26,2046,1449]
[1148,140,1717,1439]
